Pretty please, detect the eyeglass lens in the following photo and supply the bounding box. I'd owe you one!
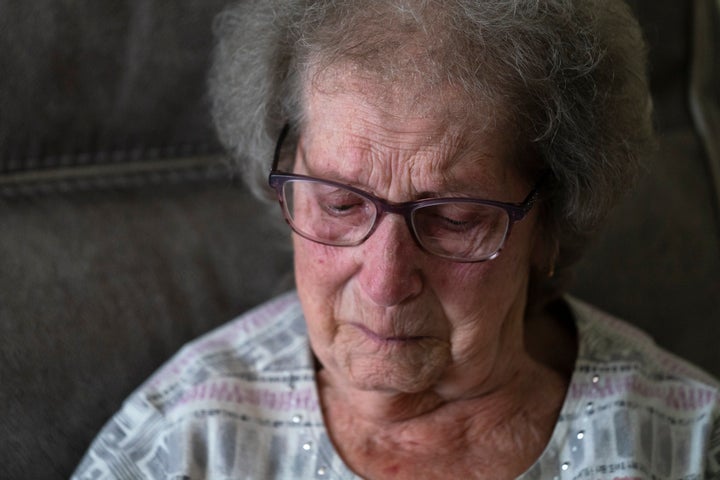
[281,179,511,261]
[282,179,375,245]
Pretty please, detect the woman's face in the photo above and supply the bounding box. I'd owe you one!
[293,73,542,399]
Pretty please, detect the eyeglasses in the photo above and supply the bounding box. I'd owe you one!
[268,124,541,262]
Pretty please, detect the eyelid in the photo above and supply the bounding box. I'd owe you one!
[298,151,375,194]
[415,191,488,201]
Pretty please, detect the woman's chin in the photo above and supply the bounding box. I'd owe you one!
[312,322,453,394]
[340,344,451,394]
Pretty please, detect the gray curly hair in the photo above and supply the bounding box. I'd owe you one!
[209,0,654,298]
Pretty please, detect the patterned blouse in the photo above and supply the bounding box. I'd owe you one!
[72,292,720,479]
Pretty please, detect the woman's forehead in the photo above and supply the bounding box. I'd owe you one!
[306,75,513,155]
[304,74,511,146]
[303,64,497,126]
[292,63,533,198]
[298,90,522,198]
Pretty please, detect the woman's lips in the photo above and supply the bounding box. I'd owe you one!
[350,323,430,344]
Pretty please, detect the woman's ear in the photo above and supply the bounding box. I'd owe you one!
[530,225,559,279]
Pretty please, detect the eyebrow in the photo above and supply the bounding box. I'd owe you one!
[295,128,516,201]
[301,156,514,207]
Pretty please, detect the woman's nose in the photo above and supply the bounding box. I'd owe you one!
[355,215,423,306]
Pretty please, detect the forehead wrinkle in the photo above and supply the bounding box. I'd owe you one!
[357,121,513,199]
[324,121,477,198]
[305,126,509,203]
[302,73,518,199]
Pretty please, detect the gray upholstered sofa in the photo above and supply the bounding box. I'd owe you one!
[1,1,718,478]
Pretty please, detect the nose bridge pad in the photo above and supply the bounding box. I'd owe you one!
[370,199,422,251]
[403,209,425,251]
[368,206,418,256]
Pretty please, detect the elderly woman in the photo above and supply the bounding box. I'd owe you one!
[74,0,720,479]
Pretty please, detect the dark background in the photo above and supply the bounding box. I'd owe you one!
[0,1,718,478]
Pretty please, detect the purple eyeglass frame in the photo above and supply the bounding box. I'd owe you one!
[267,124,542,262]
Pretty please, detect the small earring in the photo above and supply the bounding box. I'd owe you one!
[547,242,559,278]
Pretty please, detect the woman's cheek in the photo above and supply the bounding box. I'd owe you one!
[294,239,355,287]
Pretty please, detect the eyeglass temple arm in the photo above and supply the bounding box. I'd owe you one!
[271,123,292,172]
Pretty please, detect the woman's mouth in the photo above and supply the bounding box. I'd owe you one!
[350,323,430,344]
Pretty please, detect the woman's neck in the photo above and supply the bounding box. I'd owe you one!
[318,355,570,479]
[315,305,578,479]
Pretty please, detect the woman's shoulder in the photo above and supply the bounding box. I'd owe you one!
[72,291,328,479]
[141,290,311,398]
[522,297,720,480]
[566,297,720,410]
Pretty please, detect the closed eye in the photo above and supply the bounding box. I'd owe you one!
[315,189,368,217]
